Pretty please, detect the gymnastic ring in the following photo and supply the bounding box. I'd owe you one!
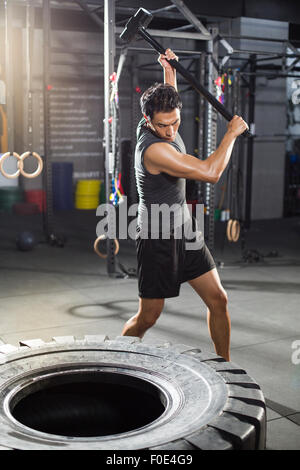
[94,235,119,259]
[0,152,22,179]
[231,219,240,242]
[19,152,43,179]
[226,219,233,242]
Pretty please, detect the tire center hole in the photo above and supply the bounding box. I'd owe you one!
[9,370,167,438]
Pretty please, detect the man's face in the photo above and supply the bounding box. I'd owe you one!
[148,108,181,142]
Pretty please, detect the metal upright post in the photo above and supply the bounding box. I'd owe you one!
[196,53,206,205]
[197,53,206,156]
[4,0,14,153]
[230,70,241,222]
[129,55,139,208]
[25,2,34,156]
[204,31,218,253]
[244,55,256,230]
[104,0,117,276]
[43,0,55,238]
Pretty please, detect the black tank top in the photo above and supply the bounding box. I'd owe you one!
[135,118,191,237]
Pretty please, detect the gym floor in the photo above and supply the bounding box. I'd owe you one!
[0,210,299,450]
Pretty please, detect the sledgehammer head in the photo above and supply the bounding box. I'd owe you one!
[120,8,153,43]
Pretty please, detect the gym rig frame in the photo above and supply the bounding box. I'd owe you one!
[2,0,300,275]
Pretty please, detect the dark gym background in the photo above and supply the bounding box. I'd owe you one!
[0,0,300,450]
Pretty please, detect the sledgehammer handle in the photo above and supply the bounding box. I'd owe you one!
[138,27,252,137]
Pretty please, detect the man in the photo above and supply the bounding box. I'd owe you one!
[121,49,248,361]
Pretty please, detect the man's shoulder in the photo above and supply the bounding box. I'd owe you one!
[174,133,186,154]
[137,122,161,148]
[137,117,148,140]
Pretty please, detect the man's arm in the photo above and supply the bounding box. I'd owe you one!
[144,116,248,183]
[158,49,178,90]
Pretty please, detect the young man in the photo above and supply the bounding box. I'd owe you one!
[121,49,248,361]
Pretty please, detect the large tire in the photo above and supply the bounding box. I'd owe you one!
[0,335,266,450]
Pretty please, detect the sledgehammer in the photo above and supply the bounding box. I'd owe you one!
[120,8,251,137]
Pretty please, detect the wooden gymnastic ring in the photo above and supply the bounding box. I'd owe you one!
[19,152,43,179]
[231,219,240,242]
[94,235,119,259]
[0,152,22,179]
[226,219,233,242]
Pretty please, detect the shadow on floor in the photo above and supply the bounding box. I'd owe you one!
[223,280,300,294]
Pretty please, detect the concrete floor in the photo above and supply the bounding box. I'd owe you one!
[0,210,300,450]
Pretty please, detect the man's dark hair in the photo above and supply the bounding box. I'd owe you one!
[140,83,182,120]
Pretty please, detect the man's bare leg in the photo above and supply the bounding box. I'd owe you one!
[188,269,231,361]
[121,297,165,338]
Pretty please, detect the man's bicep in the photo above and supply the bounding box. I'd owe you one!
[145,142,211,181]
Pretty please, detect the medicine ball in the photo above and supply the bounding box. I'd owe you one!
[16,231,36,252]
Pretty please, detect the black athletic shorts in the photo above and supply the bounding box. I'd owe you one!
[136,229,216,299]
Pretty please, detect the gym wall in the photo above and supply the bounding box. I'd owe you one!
[1,5,295,221]
[220,17,289,220]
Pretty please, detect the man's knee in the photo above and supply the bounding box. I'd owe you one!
[139,308,162,328]
[138,299,164,328]
[209,288,228,312]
